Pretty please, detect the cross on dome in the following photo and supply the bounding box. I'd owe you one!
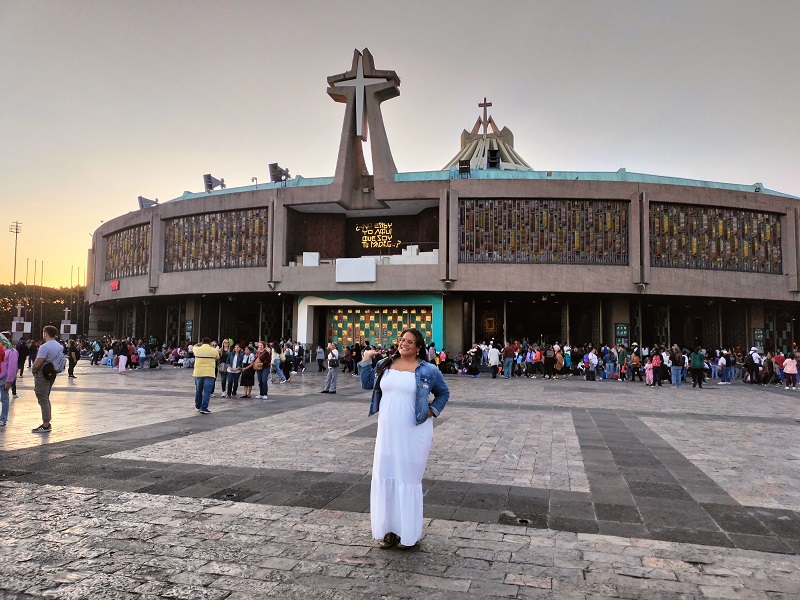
[478,97,492,138]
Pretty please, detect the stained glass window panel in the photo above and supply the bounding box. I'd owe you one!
[105,224,150,280]
[164,208,269,273]
[458,199,628,265]
[649,203,781,273]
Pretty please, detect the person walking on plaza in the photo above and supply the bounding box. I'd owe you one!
[192,337,219,414]
[359,328,450,550]
[717,351,728,384]
[502,342,515,379]
[487,343,501,378]
[27,339,38,370]
[689,346,706,388]
[316,345,325,371]
[254,341,270,399]
[225,343,244,397]
[30,325,65,433]
[629,351,643,382]
[617,344,628,381]
[216,339,230,397]
[745,347,761,383]
[90,339,102,365]
[271,342,288,383]
[239,345,255,398]
[320,342,339,393]
[0,332,17,427]
[669,345,684,387]
[16,339,28,377]
[116,341,128,374]
[650,351,663,386]
[783,353,798,390]
[67,339,80,378]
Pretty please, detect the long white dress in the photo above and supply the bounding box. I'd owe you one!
[371,369,434,546]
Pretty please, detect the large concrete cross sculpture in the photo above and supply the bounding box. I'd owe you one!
[330,54,393,140]
[326,49,401,199]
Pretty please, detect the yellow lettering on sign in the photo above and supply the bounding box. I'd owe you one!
[358,222,396,249]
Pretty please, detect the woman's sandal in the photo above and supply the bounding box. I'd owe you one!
[396,541,419,550]
[378,533,398,549]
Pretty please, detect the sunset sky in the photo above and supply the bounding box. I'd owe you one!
[2,0,798,288]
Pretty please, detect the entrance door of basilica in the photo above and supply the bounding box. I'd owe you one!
[326,307,432,348]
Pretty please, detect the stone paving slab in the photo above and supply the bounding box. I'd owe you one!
[2,361,800,598]
[2,482,800,599]
[641,417,800,511]
[107,403,589,491]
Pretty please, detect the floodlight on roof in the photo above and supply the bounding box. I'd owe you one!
[137,196,158,209]
[203,174,225,192]
[269,163,290,184]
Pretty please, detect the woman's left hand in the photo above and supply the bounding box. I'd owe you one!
[363,349,380,361]
[427,408,435,418]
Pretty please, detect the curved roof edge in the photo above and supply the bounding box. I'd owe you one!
[165,176,335,203]
[163,169,797,204]
[395,168,800,199]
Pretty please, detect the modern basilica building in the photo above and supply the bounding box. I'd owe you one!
[87,49,800,354]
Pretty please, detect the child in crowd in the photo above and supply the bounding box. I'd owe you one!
[783,353,798,390]
[644,356,654,386]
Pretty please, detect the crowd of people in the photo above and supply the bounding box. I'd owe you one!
[438,339,799,389]
[4,328,798,434]
[3,325,797,554]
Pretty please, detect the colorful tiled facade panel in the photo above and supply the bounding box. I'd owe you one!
[163,208,269,273]
[458,199,628,265]
[650,203,782,273]
[327,307,432,348]
[105,224,150,280]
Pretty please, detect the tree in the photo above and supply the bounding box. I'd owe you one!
[0,283,88,338]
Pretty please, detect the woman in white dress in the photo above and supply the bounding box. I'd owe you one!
[360,328,450,549]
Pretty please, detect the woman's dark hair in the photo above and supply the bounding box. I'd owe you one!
[375,328,426,379]
[400,328,427,360]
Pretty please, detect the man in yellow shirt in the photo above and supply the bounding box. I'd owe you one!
[192,337,220,414]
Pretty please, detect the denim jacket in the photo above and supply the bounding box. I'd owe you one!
[226,352,244,370]
[358,357,450,426]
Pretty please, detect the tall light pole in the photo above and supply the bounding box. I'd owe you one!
[9,221,21,284]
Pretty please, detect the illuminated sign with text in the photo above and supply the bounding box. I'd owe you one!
[356,221,401,249]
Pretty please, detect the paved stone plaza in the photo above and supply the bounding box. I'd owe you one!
[1,361,799,599]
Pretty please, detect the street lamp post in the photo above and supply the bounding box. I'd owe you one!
[9,221,21,284]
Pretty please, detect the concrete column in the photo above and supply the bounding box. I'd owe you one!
[629,192,641,287]
[88,304,115,339]
[785,206,800,292]
[666,305,671,347]
[444,294,462,356]
[438,188,448,282]
[641,192,651,285]
[449,189,459,281]
[608,297,630,345]
[148,213,164,291]
[749,304,765,347]
[503,299,507,343]
[471,299,476,345]
[94,233,108,296]
[271,194,285,282]
[185,298,197,343]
